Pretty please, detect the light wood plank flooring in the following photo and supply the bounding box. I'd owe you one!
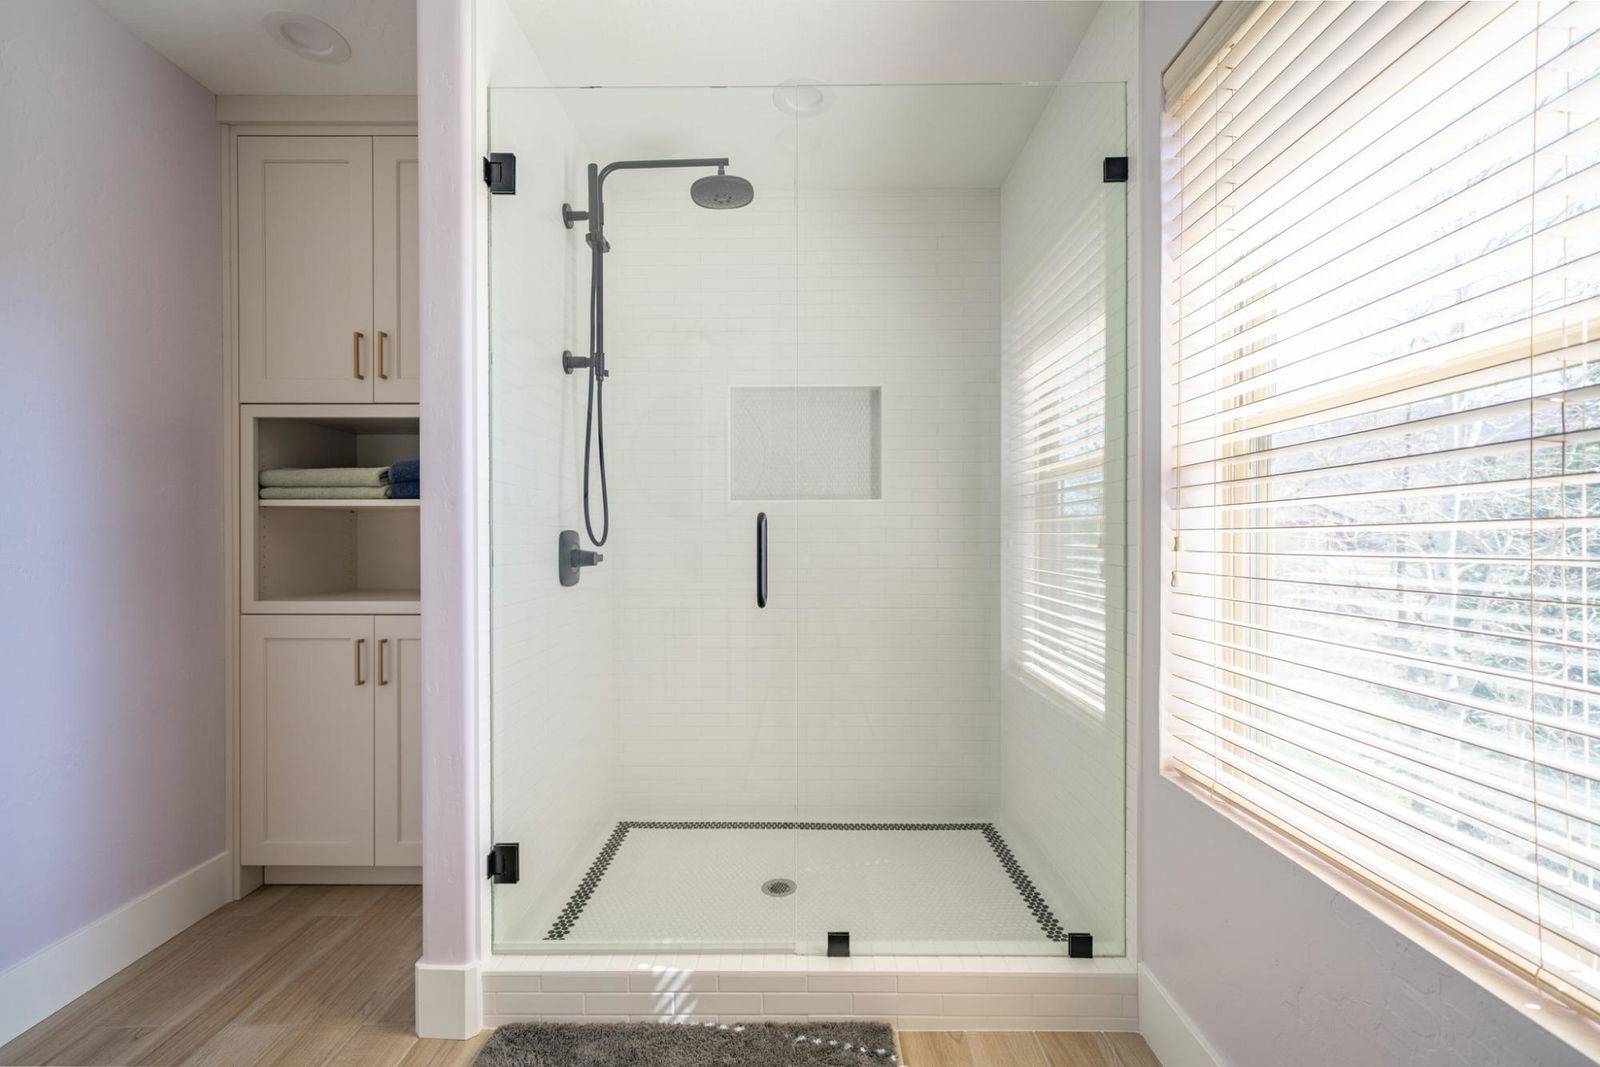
[898,1031,1160,1067]
[0,886,1160,1067]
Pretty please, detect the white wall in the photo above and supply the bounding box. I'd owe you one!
[417,0,480,1019]
[0,0,222,971]
[486,85,618,946]
[1133,4,1594,1065]
[602,186,1001,822]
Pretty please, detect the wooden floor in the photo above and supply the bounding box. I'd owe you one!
[897,1032,1159,1067]
[0,886,1160,1067]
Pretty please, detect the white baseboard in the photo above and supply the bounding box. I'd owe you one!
[0,851,231,1047]
[417,960,482,1039]
[1139,964,1226,1067]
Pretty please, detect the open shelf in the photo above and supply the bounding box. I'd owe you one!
[250,589,422,614]
[242,405,420,615]
[258,498,419,510]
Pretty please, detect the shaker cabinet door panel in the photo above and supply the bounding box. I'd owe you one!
[238,137,374,402]
[372,137,420,404]
[374,615,422,866]
[241,615,375,866]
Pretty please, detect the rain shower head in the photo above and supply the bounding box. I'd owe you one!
[690,167,755,210]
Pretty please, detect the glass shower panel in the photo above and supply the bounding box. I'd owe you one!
[488,87,801,953]
[791,82,1130,956]
[488,80,1130,960]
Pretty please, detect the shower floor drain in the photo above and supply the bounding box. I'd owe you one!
[762,878,796,897]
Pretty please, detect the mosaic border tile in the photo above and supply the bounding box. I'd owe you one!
[544,821,1070,946]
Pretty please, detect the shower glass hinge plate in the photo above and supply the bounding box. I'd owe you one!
[827,931,850,957]
[1067,932,1093,958]
[1102,157,1129,183]
[487,843,520,884]
[484,153,517,194]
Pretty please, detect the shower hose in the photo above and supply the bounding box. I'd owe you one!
[582,245,609,547]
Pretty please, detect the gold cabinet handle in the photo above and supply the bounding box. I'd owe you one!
[353,331,365,380]
[378,638,389,686]
[377,331,389,380]
[355,638,367,685]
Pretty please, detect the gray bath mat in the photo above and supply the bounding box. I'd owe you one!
[474,1021,899,1066]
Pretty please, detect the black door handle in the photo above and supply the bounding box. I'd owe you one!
[756,512,768,608]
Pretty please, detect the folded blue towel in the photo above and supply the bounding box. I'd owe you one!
[388,480,419,499]
[388,459,419,484]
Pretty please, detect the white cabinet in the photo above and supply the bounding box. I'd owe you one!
[237,137,374,403]
[373,138,420,404]
[240,615,420,867]
[240,615,375,865]
[374,615,423,866]
[237,136,418,403]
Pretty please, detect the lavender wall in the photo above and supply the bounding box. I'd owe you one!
[1134,5,1591,1065]
[0,0,222,971]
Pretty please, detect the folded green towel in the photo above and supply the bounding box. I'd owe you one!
[259,466,390,488]
[259,486,391,499]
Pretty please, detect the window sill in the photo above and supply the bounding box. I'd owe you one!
[1160,763,1600,1063]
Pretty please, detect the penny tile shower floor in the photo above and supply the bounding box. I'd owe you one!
[524,824,1070,955]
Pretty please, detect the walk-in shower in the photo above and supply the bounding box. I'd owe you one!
[489,82,1129,959]
[559,157,755,554]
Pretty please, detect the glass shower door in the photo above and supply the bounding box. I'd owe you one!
[487,86,803,953]
[790,82,1130,957]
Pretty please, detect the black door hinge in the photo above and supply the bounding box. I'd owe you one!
[484,153,517,195]
[487,842,520,883]
[1102,157,1129,183]
[1067,932,1093,958]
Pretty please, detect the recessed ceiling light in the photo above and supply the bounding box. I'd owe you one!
[262,11,351,64]
[773,78,831,117]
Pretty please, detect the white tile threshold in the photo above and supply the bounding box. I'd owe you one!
[482,954,1136,1031]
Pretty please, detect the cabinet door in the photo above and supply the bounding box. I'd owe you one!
[241,616,375,865]
[374,615,422,866]
[238,137,374,402]
[373,137,420,403]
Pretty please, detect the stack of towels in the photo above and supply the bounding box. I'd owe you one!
[387,460,419,499]
[259,460,420,500]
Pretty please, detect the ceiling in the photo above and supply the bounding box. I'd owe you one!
[93,0,1098,97]
[502,0,1100,88]
[91,0,1103,187]
[93,0,416,95]
[496,1,1105,190]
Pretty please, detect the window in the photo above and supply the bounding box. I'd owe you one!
[1164,0,1600,1021]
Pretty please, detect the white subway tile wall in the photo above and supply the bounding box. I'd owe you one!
[601,189,1001,823]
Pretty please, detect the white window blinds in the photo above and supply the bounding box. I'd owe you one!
[1165,0,1600,1015]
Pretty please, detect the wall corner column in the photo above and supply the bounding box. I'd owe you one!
[416,0,482,1040]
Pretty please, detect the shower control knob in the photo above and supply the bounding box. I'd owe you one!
[558,530,603,587]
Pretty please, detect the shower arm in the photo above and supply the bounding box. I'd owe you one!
[561,157,731,379]
[562,157,730,237]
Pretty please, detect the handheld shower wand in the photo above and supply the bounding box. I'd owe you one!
[558,157,755,558]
